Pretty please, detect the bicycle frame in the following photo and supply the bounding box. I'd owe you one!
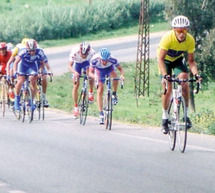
[20,75,34,123]
[36,72,53,121]
[164,76,200,153]
[101,76,123,130]
[77,71,89,125]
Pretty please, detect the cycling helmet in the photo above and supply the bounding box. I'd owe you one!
[100,48,111,61]
[26,39,37,50]
[171,15,190,28]
[80,41,90,55]
[0,42,7,49]
[21,37,29,45]
[7,43,14,51]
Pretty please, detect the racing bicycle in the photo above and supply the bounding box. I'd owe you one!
[36,72,53,120]
[102,76,123,130]
[18,75,34,123]
[77,71,89,125]
[164,75,200,153]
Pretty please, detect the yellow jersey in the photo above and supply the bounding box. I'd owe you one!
[12,43,26,57]
[157,30,195,62]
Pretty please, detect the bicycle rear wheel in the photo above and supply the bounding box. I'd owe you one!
[177,97,187,153]
[168,98,176,151]
[78,90,88,125]
[104,92,113,130]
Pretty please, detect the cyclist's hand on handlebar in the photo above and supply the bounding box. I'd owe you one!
[195,74,202,82]
[48,70,53,76]
[74,71,80,78]
[120,75,125,81]
[13,72,17,79]
[163,74,171,81]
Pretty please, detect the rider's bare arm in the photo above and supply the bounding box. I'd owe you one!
[158,49,168,76]
[116,65,125,80]
[13,56,21,74]
[187,53,199,76]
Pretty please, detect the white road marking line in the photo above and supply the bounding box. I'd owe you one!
[9,191,26,193]
[0,182,8,187]
[111,132,215,152]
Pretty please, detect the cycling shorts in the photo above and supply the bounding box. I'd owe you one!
[95,65,115,84]
[164,57,188,77]
[17,62,38,76]
[73,61,90,75]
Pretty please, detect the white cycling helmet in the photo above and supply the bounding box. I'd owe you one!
[171,15,190,28]
[6,43,14,51]
[80,41,90,55]
[26,39,37,50]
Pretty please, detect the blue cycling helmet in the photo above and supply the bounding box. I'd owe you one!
[100,48,111,61]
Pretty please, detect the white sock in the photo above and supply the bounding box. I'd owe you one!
[186,108,189,117]
[43,93,46,99]
[162,109,169,119]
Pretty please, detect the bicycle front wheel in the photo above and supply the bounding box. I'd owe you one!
[78,90,88,125]
[26,88,34,123]
[37,86,45,121]
[1,81,6,116]
[177,97,187,153]
[104,92,113,130]
[168,98,176,151]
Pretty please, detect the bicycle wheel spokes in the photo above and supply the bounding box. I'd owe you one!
[78,91,88,125]
[177,98,187,153]
[168,99,176,151]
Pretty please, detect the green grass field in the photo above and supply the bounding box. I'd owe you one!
[2,0,214,134]
[47,60,215,135]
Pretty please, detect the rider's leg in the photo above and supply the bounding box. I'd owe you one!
[110,71,118,93]
[97,82,104,113]
[14,75,25,110]
[72,78,80,107]
[177,72,189,108]
[29,75,38,99]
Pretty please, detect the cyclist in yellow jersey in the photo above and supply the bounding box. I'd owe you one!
[6,38,29,78]
[157,15,201,134]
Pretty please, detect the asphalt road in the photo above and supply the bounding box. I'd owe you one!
[44,31,164,75]
[0,33,215,193]
[0,109,215,193]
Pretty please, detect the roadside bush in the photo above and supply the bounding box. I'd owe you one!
[0,0,165,43]
[191,109,215,134]
[195,29,215,82]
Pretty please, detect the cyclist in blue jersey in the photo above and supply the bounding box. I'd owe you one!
[89,48,124,124]
[13,39,47,111]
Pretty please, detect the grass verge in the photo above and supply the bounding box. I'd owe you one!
[47,59,215,134]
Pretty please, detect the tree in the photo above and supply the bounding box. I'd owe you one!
[164,0,215,111]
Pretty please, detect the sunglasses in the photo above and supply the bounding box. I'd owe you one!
[174,28,188,34]
[28,49,36,53]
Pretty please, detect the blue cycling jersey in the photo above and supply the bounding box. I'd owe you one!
[18,48,48,65]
